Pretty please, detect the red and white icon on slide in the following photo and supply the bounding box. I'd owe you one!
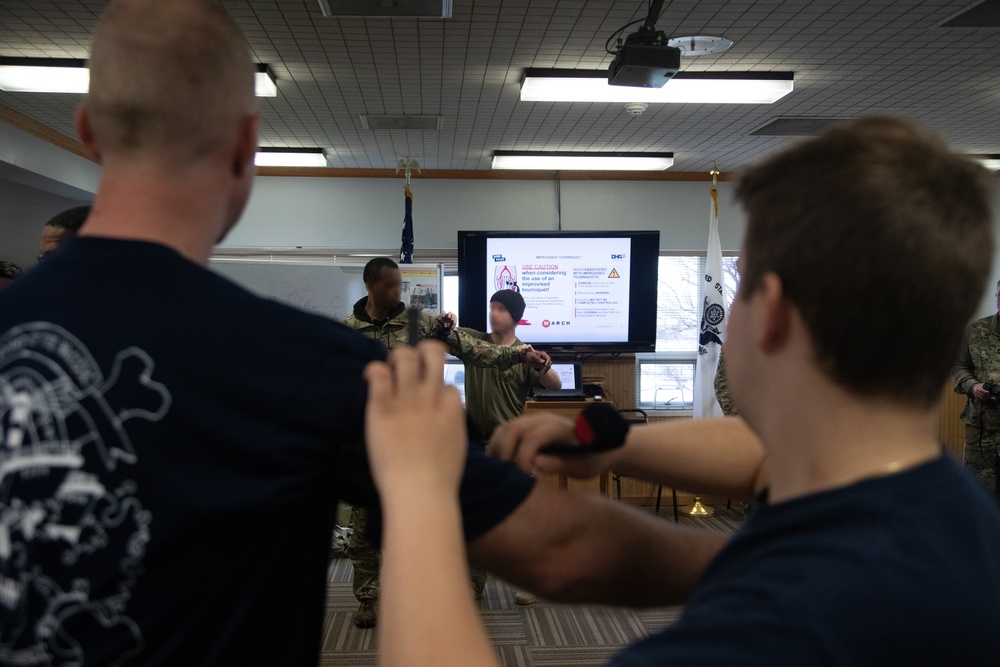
[494,264,518,292]
[542,319,551,328]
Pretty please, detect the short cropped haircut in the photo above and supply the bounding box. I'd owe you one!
[364,258,399,285]
[0,261,23,280]
[735,116,996,406]
[87,0,255,162]
[44,205,91,232]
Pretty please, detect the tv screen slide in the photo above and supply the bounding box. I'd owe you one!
[458,231,660,352]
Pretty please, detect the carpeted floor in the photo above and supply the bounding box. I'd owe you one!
[319,504,745,666]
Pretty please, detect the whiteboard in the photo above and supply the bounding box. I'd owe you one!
[209,257,442,323]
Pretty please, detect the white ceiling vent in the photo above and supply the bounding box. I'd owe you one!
[360,115,444,130]
[318,0,452,19]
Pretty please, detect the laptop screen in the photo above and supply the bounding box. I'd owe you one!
[443,362,466,406]
[550,363,579,391]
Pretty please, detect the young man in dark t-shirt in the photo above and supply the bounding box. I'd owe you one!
[367,118,1000,666]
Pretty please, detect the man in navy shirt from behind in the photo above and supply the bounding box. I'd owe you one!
[0,1,748,664]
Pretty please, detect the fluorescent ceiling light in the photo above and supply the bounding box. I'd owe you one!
[521,69,794,104]
[492,151,674,171]
[0,58,87,93]
[973,154,1000,170]
[255,147,328,167]
[254,64,278,98]
[0,58,278,97]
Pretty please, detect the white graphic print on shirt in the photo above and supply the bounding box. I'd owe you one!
[0,323,170,666]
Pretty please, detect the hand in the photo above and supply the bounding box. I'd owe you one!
[487,413,621,478]
[973,383,989,400]
[437,312,457,331]
[525,349,552,373]
[364,342,468,494]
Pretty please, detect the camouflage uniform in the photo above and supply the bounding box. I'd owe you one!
[343,298,525,369]
[952,313,1000,495]
[341,297,530,603]
[714,351,738,417]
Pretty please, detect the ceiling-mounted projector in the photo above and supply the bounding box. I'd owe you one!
[607,0,680,88]
[608,34,680,88]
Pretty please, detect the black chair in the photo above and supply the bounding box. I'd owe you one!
[613,409,679,523]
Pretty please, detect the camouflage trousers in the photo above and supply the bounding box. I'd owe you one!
[346,506,381,602]
[963,423,1000,497]
[470,566,487,598]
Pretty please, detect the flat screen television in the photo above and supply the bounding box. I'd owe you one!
[457,231,660,353]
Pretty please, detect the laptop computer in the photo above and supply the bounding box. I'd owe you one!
[532,363,587,401]
[443,361,467,406]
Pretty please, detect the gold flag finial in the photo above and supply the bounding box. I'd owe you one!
[709,163,720,188]
[396,157,421,186]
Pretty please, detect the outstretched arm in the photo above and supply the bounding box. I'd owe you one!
[489,414,768,507]
[443,324,551,372]
[462,415,763,608]
[469,482,728,607]
[444,326,521,369]
[364,343,500,667]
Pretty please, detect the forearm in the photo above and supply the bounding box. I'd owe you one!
[380,492,500,667]
[469,485,728,607]
[609,417,767,500]
[446,328,520,370]
[952,359,978,396]
[538,368,561,390]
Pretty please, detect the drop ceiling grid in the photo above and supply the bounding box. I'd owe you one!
[0,0,997,171]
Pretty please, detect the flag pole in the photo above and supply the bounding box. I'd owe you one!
[396,158,420,264]
[689,163,723,518]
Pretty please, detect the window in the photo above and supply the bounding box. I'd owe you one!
[637,256,740,410]
[443,275,459,319]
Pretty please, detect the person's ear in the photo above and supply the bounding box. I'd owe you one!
[232,112,260,178]
[757,272,793,354]
[75,105,102,163]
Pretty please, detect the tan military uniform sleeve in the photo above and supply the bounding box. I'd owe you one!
[418,313,443,340]
[714,352,738,416]
[952,326,979,397]
[445,327,522,370]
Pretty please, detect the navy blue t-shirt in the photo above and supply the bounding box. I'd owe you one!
[0,238,534,666]
[612,453,1000,666]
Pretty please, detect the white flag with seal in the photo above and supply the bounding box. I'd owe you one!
[693,187,727,419]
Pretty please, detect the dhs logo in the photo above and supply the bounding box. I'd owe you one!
[492,254,506,262]
[542,320,570,328]
[611,253,627,260]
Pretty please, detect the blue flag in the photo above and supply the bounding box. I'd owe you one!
[400,185,414,264]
